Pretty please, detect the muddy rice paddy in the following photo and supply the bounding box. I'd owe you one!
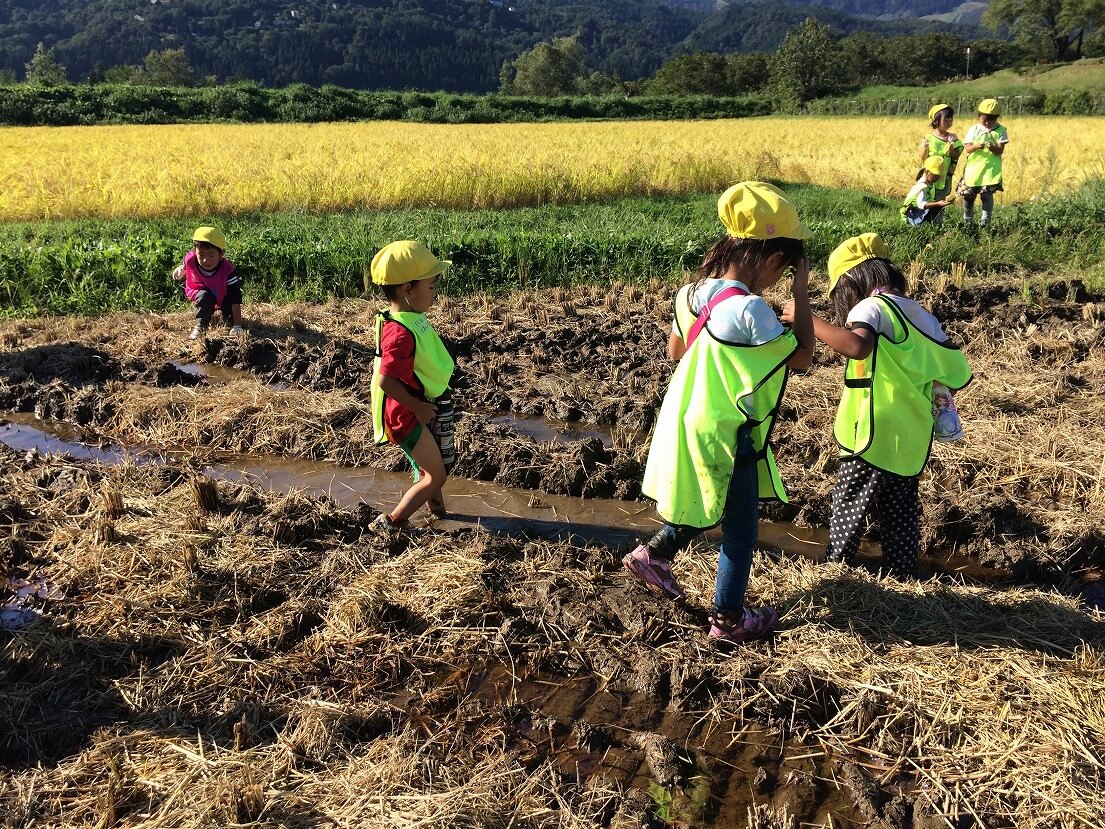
[1,279,1103,827]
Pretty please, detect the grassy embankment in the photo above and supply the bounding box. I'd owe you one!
[2,180,1105,316]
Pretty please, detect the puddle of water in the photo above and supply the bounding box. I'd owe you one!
[489,414,614,448]
[0,416,1011,583]
[1,575,63,630]
[172,362,256,385]
[1,416,131,465]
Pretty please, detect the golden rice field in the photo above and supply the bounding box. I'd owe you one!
[0,116,1101,221]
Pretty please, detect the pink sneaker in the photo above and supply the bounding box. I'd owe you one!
[622,544,684,600]
[708,607,779,645]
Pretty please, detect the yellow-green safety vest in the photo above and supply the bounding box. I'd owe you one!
[642,322,797,529]
[834,296,972,476]
[961,124,1007,188]
[673,283,697,345]
[371,310,454,444]
[901,179,939,219]
[922,132,962,194]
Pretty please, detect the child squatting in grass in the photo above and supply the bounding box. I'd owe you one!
[369,240,456,534]
[783,233,973,578]
[172,226,244,340]
[901,155,958,226]
[624,181,815,645]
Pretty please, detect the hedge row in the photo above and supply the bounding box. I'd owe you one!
[0,83,773,126]
[805,89,1105,116]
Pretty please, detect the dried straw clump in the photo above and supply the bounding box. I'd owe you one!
[103,383,379,465]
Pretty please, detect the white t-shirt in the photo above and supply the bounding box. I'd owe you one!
[905,178,931,210]
[964,122,1009,146]
[847,294,947,341]
[672,278,784,346]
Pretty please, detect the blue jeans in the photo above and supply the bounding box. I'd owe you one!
[646,428,758,614]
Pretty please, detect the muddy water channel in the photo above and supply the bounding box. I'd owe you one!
[2,413,1012,585]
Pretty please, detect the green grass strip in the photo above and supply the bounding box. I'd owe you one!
[2,180,1103,316]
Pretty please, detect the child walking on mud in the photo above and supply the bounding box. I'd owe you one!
[625,181,815,645]
[369,240,456,534]
[172,226,244,340]
[783,233,972,578]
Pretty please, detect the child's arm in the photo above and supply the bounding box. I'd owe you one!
[668,331,686,361]
[378,375,437,424]
[812,315,874,360]
[784,259,815,370]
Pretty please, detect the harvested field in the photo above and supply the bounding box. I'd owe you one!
[1,277,1103,581]
[0,447,1102,828]
[2,277,1104,827]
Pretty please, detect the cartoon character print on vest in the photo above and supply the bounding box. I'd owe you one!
[834,296,973,477]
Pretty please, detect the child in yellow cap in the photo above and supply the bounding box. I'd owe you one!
[901,156,957,226]
[625,181,815,646]
[918,103,962,203]
[369,241,455,535]
[958,98,1009,228]
[783,233,972,578]
[171,226,244,340]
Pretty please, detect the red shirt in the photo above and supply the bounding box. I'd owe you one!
[378,319,423,443]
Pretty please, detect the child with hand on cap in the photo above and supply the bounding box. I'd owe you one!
[172,226,244,340]
[625,181,815,646]
[959,98,1009,228]
[919,103,962,203]
[782,233,972,579]
[901,156,957,226]
[369,240,456,535]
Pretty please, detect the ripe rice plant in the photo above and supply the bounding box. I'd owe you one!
[0,116,1101,221]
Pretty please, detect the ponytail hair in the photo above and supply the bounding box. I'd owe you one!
[829,258,908,326]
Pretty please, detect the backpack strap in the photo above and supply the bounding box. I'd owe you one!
[685,286,749,349]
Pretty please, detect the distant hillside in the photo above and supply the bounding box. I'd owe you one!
[0,0,980,91]
[834,56,1105,101]
[780,0,974,17]
[922,1,988,26]
[682,1,972,53]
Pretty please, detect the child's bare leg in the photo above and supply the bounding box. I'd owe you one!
[389,429,447,524]
[428,490,447,518]
[231,304,242,326]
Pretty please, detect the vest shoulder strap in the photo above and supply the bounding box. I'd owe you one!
[685,286,749,349]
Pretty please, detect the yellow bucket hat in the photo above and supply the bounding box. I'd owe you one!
[717,181,812,241]
[827,233,891,292]
[978,98,1002,116]
[923,155,945,175]
[193,226,227,251]
[370,240,451,286]
[928,103,951,121]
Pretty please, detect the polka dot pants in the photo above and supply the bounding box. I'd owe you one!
[825,457,920,579]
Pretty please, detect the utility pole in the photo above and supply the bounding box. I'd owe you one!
[966,46,971,80]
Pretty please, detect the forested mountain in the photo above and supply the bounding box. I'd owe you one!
[0,0,980,92]
[682,2,967,53]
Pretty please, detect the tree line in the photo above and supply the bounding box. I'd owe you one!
[0,0,976,92]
